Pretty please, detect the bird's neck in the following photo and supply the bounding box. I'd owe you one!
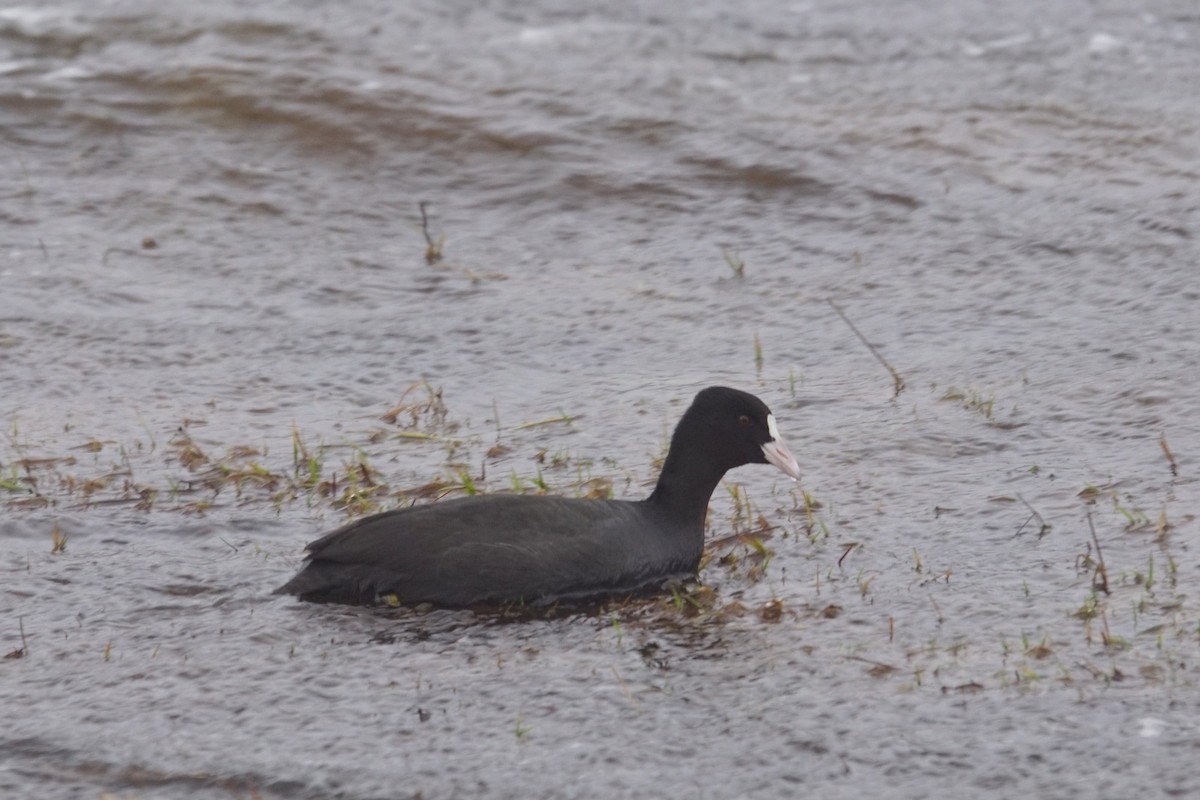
[645,448,726,527]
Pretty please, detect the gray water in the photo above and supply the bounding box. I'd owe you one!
[2,1,1199,798]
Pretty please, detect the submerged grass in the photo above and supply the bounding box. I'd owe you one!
[3,382,1196,695]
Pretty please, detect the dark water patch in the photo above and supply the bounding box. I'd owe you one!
[680,155,832,197]
[2,735,313,800]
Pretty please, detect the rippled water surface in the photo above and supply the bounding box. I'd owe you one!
[3,1,1200,798]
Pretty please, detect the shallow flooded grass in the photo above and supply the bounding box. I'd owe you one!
[5,384,1192,697]
[3,365,1195,799]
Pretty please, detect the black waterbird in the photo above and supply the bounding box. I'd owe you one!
[275,386,801,607]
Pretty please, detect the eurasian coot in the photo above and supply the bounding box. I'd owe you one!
[275,386,800,606]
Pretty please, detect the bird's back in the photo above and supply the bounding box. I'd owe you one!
[276,493,703,606]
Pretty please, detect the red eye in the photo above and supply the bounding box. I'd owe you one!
[738,415,751,427]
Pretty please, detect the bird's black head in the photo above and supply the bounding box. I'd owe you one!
[676,386,801,479]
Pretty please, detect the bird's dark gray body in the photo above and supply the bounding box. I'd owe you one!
[276,493,700,606]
